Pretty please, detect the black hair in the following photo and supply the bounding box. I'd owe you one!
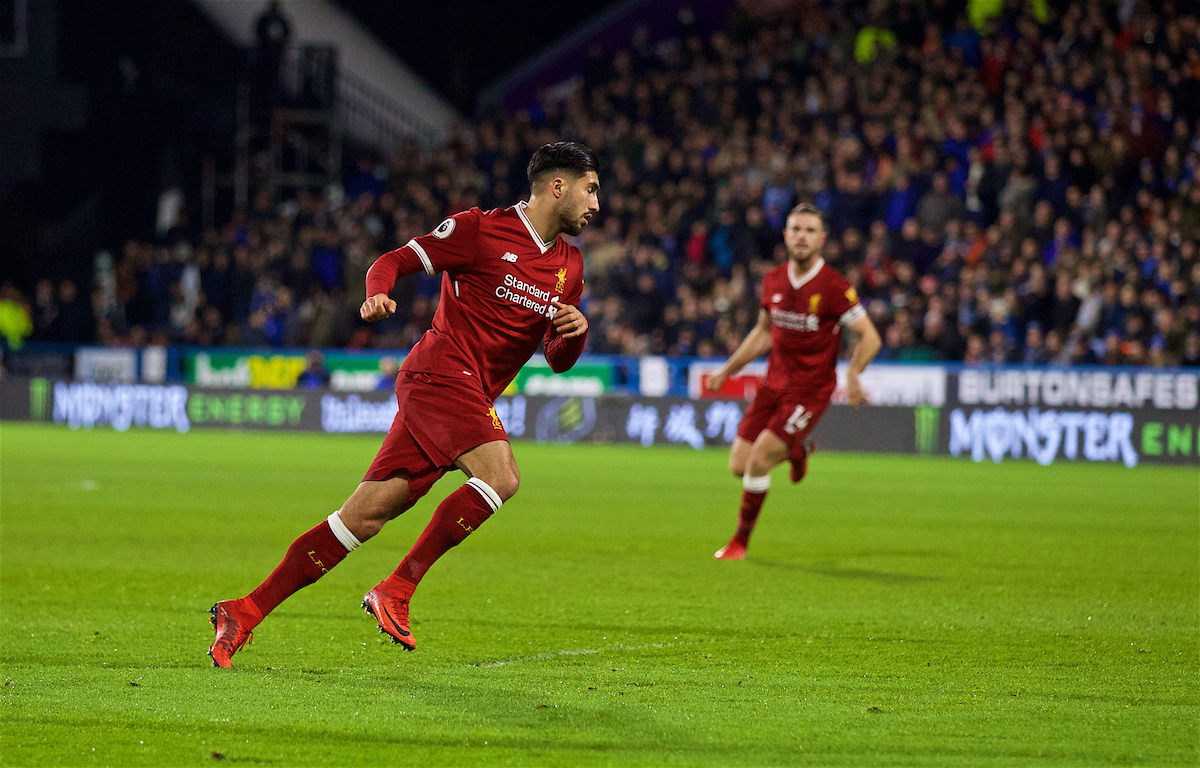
[787,202,826,228]
[526,142,600,185]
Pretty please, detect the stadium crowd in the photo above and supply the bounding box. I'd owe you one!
[7,0,1200,368]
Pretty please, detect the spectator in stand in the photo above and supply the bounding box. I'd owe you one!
[295,350,331,389]
[30,279,58,341]
[50,280,92,343]
[376,356,400,390]
[1182,331,1200,367]
[1049,272,1081,335]
[883,174,920,232]
[1022,323,1049,364]
[916,173,966,236]
[0,283,33,350]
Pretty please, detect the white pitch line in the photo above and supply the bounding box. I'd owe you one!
[470,638,737,668]
[468,633,826,668]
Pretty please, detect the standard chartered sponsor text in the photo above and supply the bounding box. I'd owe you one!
[496,273,558,317]
[769,307,818,331]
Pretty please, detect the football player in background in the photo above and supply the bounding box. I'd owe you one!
[208,142,599,666]
[706,203,881,560]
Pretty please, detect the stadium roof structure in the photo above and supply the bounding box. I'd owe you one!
[194,0,462,149]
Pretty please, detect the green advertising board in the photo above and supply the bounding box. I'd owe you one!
[503,358,612,396]
[184,351,611,394]
[184,352,400,390]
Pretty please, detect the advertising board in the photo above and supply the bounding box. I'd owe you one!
[4,365,1194,467]
[182,351,611,395]
[185,351,389,390]
[687,361,946,406]
[944,369,1199,467]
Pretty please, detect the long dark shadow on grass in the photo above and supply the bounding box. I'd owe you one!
[750,559,940,584]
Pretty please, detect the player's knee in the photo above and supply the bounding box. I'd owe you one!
[477,469,519,502]
[729,457,747,477]
[353,516,386,540]
[746,452,778,478]
[343,502,392,539]
[496,471,521,502]
[747,462,771,479]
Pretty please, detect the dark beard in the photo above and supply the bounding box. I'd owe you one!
[557,201,586,236]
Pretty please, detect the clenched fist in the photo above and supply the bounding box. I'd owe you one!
[361,293,397,322]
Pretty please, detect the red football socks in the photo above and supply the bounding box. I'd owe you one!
[247,520,349,619]
[393,479,498,586]
[734,489,768,545]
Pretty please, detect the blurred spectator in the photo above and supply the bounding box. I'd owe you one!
[377,356,400,390]
[1021,323,1049,364]
[1183,331,1200,367]
[916,173,966,235]
[0,284,33,350]
[295,350,331,389]
[30,279,58,341]
[50,280,92,343]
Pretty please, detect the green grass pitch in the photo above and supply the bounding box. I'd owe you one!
[1,421,1196,766]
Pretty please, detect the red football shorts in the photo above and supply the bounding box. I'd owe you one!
[737,384,830,463]
[364,371,509,506]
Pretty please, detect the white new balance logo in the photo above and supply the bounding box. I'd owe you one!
[501,252,519,263]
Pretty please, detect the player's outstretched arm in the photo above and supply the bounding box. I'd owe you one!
[361,293,397,322]
[707,309,772,392]
[844,314,881,407]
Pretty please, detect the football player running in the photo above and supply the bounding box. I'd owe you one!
[707,203,881,560]
[208,142,599,666]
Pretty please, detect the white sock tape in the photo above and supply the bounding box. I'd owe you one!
[327,510,362,552]
[742,474,771,493]
[465,477,503,512]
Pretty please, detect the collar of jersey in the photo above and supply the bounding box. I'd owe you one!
[514,201,553,254]
[787,257,824,290]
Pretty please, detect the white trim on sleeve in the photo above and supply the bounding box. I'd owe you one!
[839,304,868,327]
[406,239,435,275]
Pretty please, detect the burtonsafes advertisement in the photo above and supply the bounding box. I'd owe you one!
[944,369,1199,467]
[4,365,1197,467]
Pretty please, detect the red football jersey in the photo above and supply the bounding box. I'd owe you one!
[375,203,585,400]
[759,257,865,394]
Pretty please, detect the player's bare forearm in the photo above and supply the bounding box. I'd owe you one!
[708,325,771,391]
[724,327,772,375]
[845,316,881,376]
[844,316,880,407]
